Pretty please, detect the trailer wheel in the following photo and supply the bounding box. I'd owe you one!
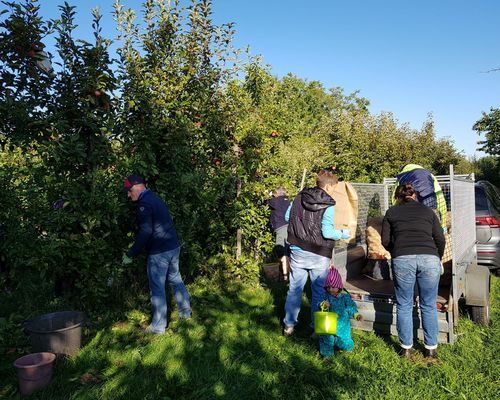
[470,303,490,326]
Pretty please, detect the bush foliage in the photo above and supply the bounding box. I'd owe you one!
[0,0,476,309]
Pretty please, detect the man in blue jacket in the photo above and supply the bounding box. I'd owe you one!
[122,175,191,333]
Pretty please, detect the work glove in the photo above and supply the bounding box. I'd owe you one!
[340,229,350,240]
[122,253,133,265]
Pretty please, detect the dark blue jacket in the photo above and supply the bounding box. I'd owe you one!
[127,190,180,257]
[397,168,435,204]
[268,195,291,231]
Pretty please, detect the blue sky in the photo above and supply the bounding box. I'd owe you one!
[36,0,500,158]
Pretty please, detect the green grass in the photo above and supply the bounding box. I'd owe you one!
[1,275,499,399]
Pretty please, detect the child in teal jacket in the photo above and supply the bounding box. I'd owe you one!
[318,267,362,357]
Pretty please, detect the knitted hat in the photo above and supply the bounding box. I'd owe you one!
[324,266,343,289]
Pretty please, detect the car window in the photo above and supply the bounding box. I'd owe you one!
[484,183,500,213]
[475,187,489,214]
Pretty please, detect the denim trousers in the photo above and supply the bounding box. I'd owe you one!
[147,247,191,333]
[392,254,441,349]
[283,249,330,328]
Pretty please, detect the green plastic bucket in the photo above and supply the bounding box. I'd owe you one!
[314,311,338,335]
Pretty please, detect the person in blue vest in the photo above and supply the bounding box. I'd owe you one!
[394,164,447,232]
[122,175,191,333]
[268,187,291,281]
[282,170,350,337]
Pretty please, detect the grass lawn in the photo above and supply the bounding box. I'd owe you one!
[1,274,498,399]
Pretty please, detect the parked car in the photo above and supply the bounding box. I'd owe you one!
[475,180,500,275]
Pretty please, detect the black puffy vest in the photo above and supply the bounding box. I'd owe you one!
[287,187,336,258]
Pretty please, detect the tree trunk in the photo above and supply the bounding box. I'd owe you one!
[236,177,242,259]
[300,167,307,190]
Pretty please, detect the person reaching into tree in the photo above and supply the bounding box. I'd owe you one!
[268,187,291,281]
[122,175,192,334]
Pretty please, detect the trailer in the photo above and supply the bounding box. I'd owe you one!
[336,165,490,344]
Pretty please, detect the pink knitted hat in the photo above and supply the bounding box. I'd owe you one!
[324,266,343,289]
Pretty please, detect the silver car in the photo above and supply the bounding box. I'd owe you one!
[475,180,500,275]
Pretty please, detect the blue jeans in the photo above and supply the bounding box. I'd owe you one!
[147,247,191,333]
[283,249,330,328]
[392,254,440,349]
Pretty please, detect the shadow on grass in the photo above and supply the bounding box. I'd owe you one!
[15,278,368,400]
[4,275,500,399]
[262,273,316,339]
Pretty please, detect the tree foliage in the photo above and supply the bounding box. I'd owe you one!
[0,0,470,309]
[473,155,500,188]
[474,108,500,157]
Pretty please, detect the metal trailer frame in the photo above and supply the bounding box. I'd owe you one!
[347,165,488,344]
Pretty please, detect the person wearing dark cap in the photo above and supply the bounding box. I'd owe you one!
[122,175,192,333]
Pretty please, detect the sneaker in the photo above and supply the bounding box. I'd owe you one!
[283,326,295,337]
[143,325,165,335]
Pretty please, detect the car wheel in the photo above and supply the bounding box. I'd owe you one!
[470,304,490,326]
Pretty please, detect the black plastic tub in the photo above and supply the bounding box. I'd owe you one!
[23,311,85,355]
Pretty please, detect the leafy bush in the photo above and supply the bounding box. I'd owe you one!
[0,0,472,310]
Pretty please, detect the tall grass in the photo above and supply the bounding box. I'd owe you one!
[1,275,498,399]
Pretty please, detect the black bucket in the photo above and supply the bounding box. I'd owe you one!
[23,311,85,355]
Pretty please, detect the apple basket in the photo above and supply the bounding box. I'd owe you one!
[314,305,338,335]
